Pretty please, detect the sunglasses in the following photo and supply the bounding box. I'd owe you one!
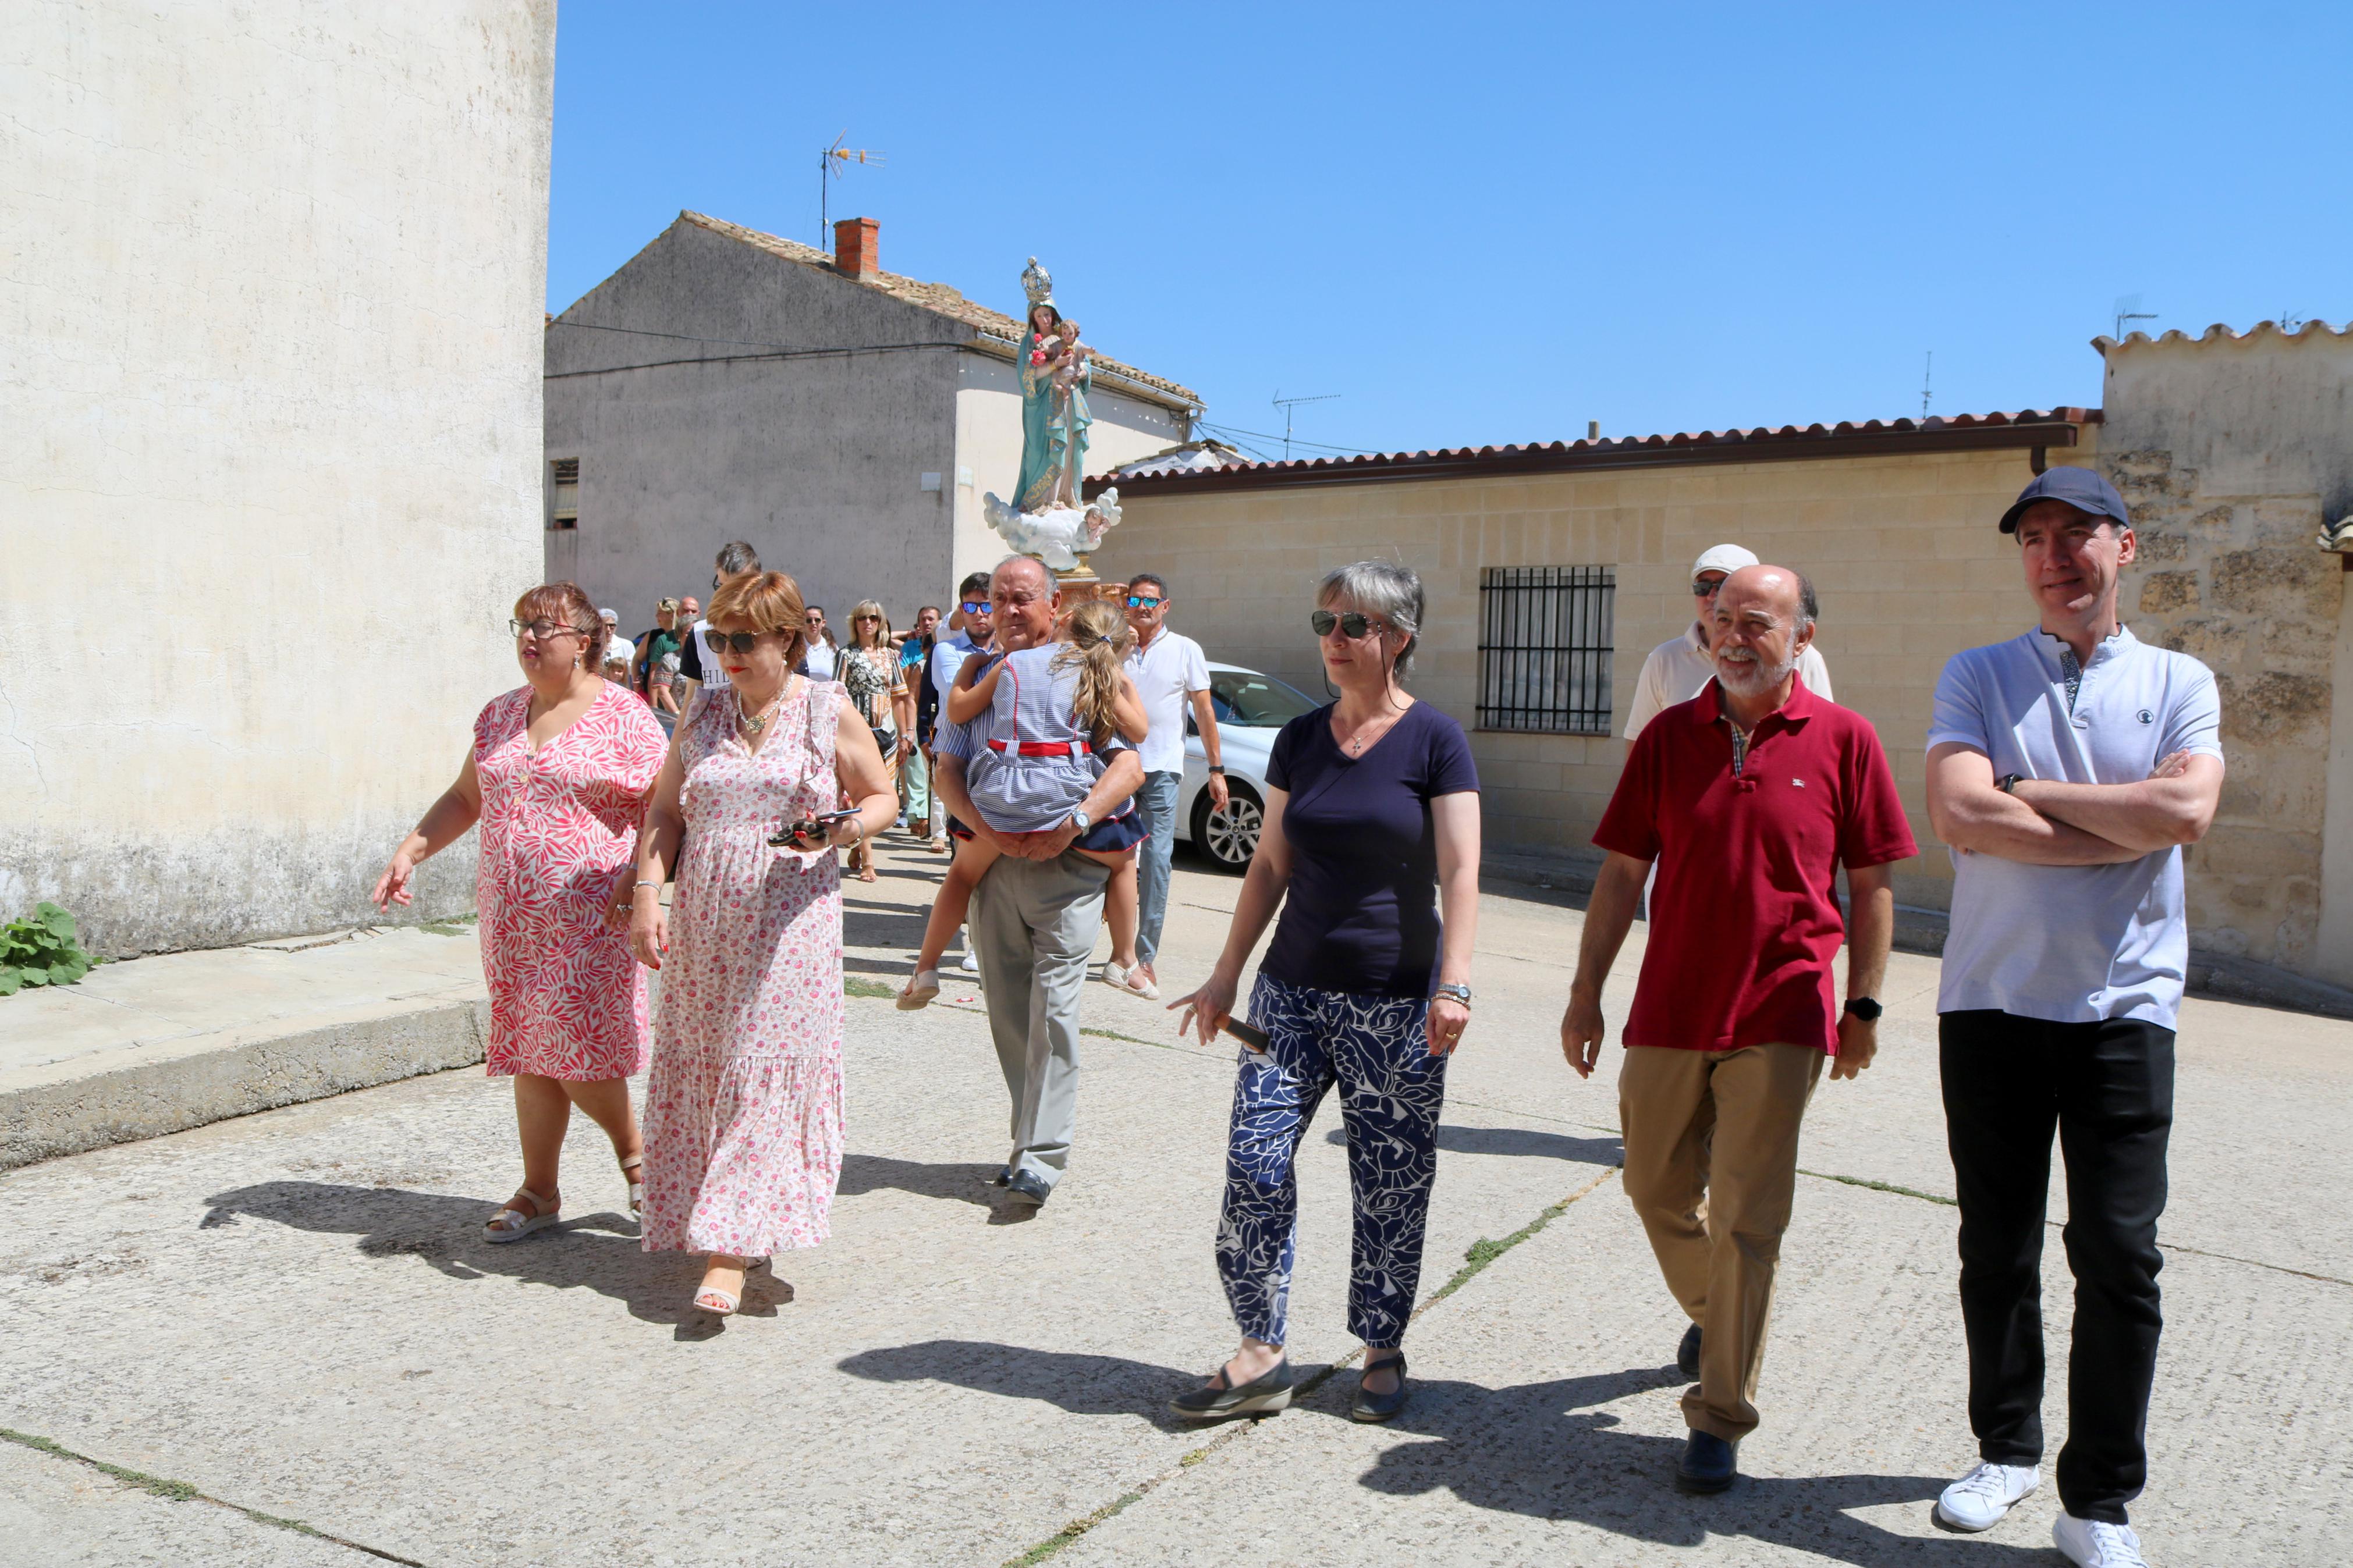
[1126,595,1165,610]
[960,600,991,615]
[1310,609,1383,639]
[707,630,770,655]
[1692,576,1728,596]
[510,618,588,641]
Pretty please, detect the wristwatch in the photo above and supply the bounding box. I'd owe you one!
[1068,809,1092,835]
[1994,773,2025,794]
[1843,997,1883,1022]
[1208,765,1226,774]
[1432,982,1472,1009]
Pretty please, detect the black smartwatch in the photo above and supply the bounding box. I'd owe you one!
[1994,773,2025,794]
[1843,998,1883,1023]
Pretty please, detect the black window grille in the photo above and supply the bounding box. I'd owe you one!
[1477,566,1614,734]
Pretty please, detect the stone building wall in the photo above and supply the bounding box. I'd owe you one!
[2098,322,2353,982]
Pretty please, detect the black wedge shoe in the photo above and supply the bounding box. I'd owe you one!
[1350,1352,1409,1423]
[1677,1323,1702,1379]
[1169,1360,1293,1422]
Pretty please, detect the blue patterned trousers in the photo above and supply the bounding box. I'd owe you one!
[1216,973,1447,1350]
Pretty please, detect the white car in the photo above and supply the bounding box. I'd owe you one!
[1176,662,1323,872]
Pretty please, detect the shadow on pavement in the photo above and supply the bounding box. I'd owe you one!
[837,1338,1279,1432]
[198,1181,790,1331]
[1323,1124,1624,1164]
[837,1154,1002,1210]
[1356,1367,2049,1564]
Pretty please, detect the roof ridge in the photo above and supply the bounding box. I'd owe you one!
[2092,318,2350,353]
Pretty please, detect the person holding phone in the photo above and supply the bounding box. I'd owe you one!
[626,570,896,1317]
[1171,560,1481,1424]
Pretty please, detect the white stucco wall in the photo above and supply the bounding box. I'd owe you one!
[951,354,1190,589]
[1,1,556,955]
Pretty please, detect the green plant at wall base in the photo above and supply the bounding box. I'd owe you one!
[0,903,95,995]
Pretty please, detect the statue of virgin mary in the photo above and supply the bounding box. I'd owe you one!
[1013,256,1089,514]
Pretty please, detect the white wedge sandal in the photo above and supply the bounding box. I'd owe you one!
[484,1187,559,1243]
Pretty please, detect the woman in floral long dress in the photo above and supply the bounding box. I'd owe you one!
[374,582,668,1241]
[628,570,897,1315]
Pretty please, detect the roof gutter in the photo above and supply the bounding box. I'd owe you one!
[1087,413,2095,499]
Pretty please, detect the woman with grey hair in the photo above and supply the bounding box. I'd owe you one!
[1171,560,1481,1425]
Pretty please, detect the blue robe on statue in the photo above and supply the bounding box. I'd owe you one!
[1016,326,1091,514]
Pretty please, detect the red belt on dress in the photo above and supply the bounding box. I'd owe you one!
[986,739,1091,756]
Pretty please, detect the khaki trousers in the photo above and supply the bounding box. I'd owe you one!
[1619,1043,1824,1442]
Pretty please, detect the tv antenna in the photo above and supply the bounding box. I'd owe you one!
[2113,293,2156,340]
[1920,350,1933,420]
[819,133,885,247]
[2281,308,2307,332]
[1272,390,1340,461]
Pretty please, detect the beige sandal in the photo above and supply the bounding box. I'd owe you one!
[618,1153,644,1217]
[692,1257,770,1315]
[484,1186,559,1243]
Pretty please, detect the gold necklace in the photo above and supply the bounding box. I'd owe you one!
[738,686,786,737]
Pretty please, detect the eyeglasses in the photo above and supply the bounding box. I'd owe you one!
[854,613,879,623]
[707,630,769,655]
[1692,576,1728,596]
[510,618,589,641]
[960,600,991,615]
[1311,609,1382,640]
[1126,595,1165,610]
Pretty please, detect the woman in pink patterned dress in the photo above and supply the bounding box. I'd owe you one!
[627,570,897,1315]
[374,582,668,1242]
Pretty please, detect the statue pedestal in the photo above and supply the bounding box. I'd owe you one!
[1053,568,1126,614]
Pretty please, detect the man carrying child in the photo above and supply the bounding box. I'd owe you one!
[929,556,1145,1207]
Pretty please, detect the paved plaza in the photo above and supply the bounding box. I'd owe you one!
[2,845,2347,1567]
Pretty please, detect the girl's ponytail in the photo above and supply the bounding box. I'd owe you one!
[1055,600,1133,746]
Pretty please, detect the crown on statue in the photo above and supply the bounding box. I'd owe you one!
[1021,255,1055,309]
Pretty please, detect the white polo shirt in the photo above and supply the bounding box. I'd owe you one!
[1928,625,2223,1029]
[1123,627,1211,774]
[1624,621,1833,739]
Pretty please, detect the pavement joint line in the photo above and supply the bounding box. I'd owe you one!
[1000,1165,1621,1568]
[0,1427,427,1565]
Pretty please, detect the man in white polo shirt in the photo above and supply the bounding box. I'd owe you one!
[1923,467,2223,1568]
[1112,571,1224,1000]
[1624,543,1832,741]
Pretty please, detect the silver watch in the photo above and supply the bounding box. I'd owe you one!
[1432,982,1472,1009]
[1069,809,1091,834]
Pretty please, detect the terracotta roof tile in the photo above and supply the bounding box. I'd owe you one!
[2094,317,2348,353]
[679,211,1199,408]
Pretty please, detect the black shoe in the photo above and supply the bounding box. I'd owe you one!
[1676,1430,1737,1494]
[1169,1359,1293,1422]
[1677,1323,1702,1379]
[1350,1352,1408,1423]
[1004,1170,1050,1207]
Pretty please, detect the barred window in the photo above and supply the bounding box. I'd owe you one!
[549,458,579,531]
[1477,566,1614,734]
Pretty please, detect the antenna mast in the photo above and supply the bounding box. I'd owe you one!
[2112,293,2156,340]
[1921,351,1933,421]
[818,133,886,246]
[1272,390,1341,461]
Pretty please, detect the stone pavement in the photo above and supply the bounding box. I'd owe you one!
[1,837,2347,1566]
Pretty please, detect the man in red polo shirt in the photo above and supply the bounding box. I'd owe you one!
[1561,564,1915,1495]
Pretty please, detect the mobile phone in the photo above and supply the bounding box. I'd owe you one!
[766,808,861,847]
[1223,1018,1270,1053]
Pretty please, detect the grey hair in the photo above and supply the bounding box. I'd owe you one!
[992,553,1052,592]
[1317,560,1425,676]
[1127,570,1170,597]
[1795,571,1818,632]
[715,539,760,577]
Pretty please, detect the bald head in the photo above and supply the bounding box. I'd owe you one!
[1712,564,1816,701]
[991,554,1059,650]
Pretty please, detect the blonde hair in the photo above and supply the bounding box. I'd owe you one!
[1055,599,1133,746]
[706,570,808,667]
[849,598,892,650]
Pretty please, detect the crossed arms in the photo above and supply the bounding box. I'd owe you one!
[1923,743,2222,865]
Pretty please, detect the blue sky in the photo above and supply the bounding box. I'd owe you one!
[549,2,2348,463]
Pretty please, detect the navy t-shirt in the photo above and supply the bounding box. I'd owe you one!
[1262,700,1480,998]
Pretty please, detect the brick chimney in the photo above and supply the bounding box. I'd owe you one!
[833,216,879,280]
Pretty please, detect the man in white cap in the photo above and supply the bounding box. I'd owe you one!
[1624,545,1833,741]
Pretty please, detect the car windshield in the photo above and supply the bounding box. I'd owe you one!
[1211,672,1319,727]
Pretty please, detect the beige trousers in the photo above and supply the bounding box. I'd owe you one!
[1619,1043,1825,1442]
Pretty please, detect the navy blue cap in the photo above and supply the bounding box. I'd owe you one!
[1999,467,2131,535]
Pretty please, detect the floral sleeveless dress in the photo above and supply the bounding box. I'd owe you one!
[470,682,666,1080]
[640,681,849,1257]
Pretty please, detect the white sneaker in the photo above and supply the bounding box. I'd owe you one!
[958,949,979,975]
[2053,1513,2147,1567]
[1935,1462,2039,1531]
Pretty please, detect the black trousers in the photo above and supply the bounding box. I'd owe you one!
[1938,1009,2173,1524]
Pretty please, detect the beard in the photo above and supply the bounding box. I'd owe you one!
[1716,644,1797,698]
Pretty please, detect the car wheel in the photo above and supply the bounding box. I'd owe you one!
[1192,783,1262,873]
